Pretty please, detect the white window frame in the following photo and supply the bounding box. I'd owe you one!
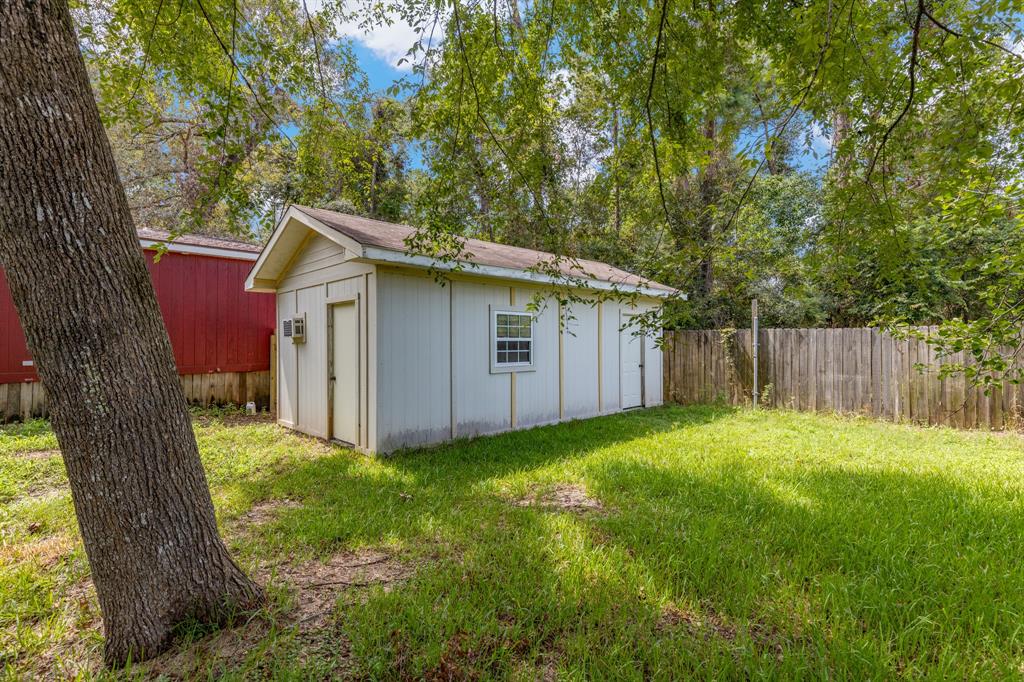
[490,308,536,373]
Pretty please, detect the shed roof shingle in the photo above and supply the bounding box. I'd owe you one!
[292,205,675,293]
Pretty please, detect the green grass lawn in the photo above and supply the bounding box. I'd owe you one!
[2,405,1024,679]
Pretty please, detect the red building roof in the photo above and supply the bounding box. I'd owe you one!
[136,227,262,253]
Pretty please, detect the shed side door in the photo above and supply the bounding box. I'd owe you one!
[620,314,644,409]
[331,301,359,444]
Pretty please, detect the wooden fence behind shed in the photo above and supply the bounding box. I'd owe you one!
[1,370,271,422]
[663,327,1023,430]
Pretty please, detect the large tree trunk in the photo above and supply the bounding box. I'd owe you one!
[0,0,263,666]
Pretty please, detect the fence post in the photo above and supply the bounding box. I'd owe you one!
[751,299,759,408]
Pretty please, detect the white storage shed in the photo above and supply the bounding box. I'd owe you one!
[246,205,677,454]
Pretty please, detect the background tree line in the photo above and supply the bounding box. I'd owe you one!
[79,0,1024,376]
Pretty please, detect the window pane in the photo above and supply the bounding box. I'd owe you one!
[495,312,534,365]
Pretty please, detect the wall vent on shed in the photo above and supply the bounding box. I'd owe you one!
[290,314,306,343]
[282,318,293,338]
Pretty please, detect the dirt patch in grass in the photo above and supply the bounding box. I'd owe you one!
[141,616,276,680]
[658,603,737,641]
[269,548,415,629]
[140,549,414,678]
[232,498,302,529]
[2,532,76,567]
[9,485,67,510]
[28,577,101,680]
[513,654,560,682]
[22,548,416,680]
[512,484,604,513]
[9,448,60,460]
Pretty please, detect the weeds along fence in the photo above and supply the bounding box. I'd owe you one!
[663,327,1023,430]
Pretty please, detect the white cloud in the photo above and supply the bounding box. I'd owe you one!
[336,14,424,70]
[314,4,445,72]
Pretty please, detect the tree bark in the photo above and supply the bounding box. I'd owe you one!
[697,117,719,299]
[0,0,263,667]
[612,107,622,237]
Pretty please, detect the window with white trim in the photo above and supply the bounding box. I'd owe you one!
[493,311,533,368]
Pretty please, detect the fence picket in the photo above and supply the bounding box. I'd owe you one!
[663,327,1018,431]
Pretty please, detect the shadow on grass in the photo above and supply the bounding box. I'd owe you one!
[233,405,735,554]
[581,455,1024,676]
[224,403,1024,677]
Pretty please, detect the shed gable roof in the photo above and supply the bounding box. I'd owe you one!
[246,204,678,297]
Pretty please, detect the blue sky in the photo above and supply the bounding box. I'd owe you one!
[351,42,408,93]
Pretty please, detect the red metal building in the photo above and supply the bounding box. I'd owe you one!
[1,229,274,416]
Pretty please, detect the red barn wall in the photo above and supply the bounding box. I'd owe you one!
[0,267,34,383]
[0,249,273,384]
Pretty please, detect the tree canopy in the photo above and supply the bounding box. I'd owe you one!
[74,0,1024,382]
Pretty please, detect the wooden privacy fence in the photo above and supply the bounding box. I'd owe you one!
[1,370,271,422]
[663,327,1023,430]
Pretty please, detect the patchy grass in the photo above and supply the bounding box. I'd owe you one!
[1,405,1023,678]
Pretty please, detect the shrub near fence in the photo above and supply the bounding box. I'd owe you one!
[663,327,1024,430]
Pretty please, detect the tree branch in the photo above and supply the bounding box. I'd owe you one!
[866,0,923,179]
[645,0,672,229]
[192,0,296,150]
[921,4,1024,63]
[451,0,548,226]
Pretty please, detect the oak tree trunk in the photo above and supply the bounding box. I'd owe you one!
[0,0,263,666]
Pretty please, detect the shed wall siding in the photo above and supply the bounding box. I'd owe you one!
[273,240,664,453]
[277,292,298,426]
[562,298,601,419]
[452,280,512,438]
[376,271,452,451]
[642,304,664,406]
[600,300,622,413]
[366,272,378,453]
[512,288,560,428]
[287,233,349,279]
[296,285,329,437]
[2,250,273,383]
[276,232,372,443]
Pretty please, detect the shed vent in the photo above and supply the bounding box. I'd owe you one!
[290,314,306,343]
[282,318,293,338]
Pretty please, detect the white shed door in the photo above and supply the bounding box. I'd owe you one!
[331,301,359,445]
[620,320,644,409]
